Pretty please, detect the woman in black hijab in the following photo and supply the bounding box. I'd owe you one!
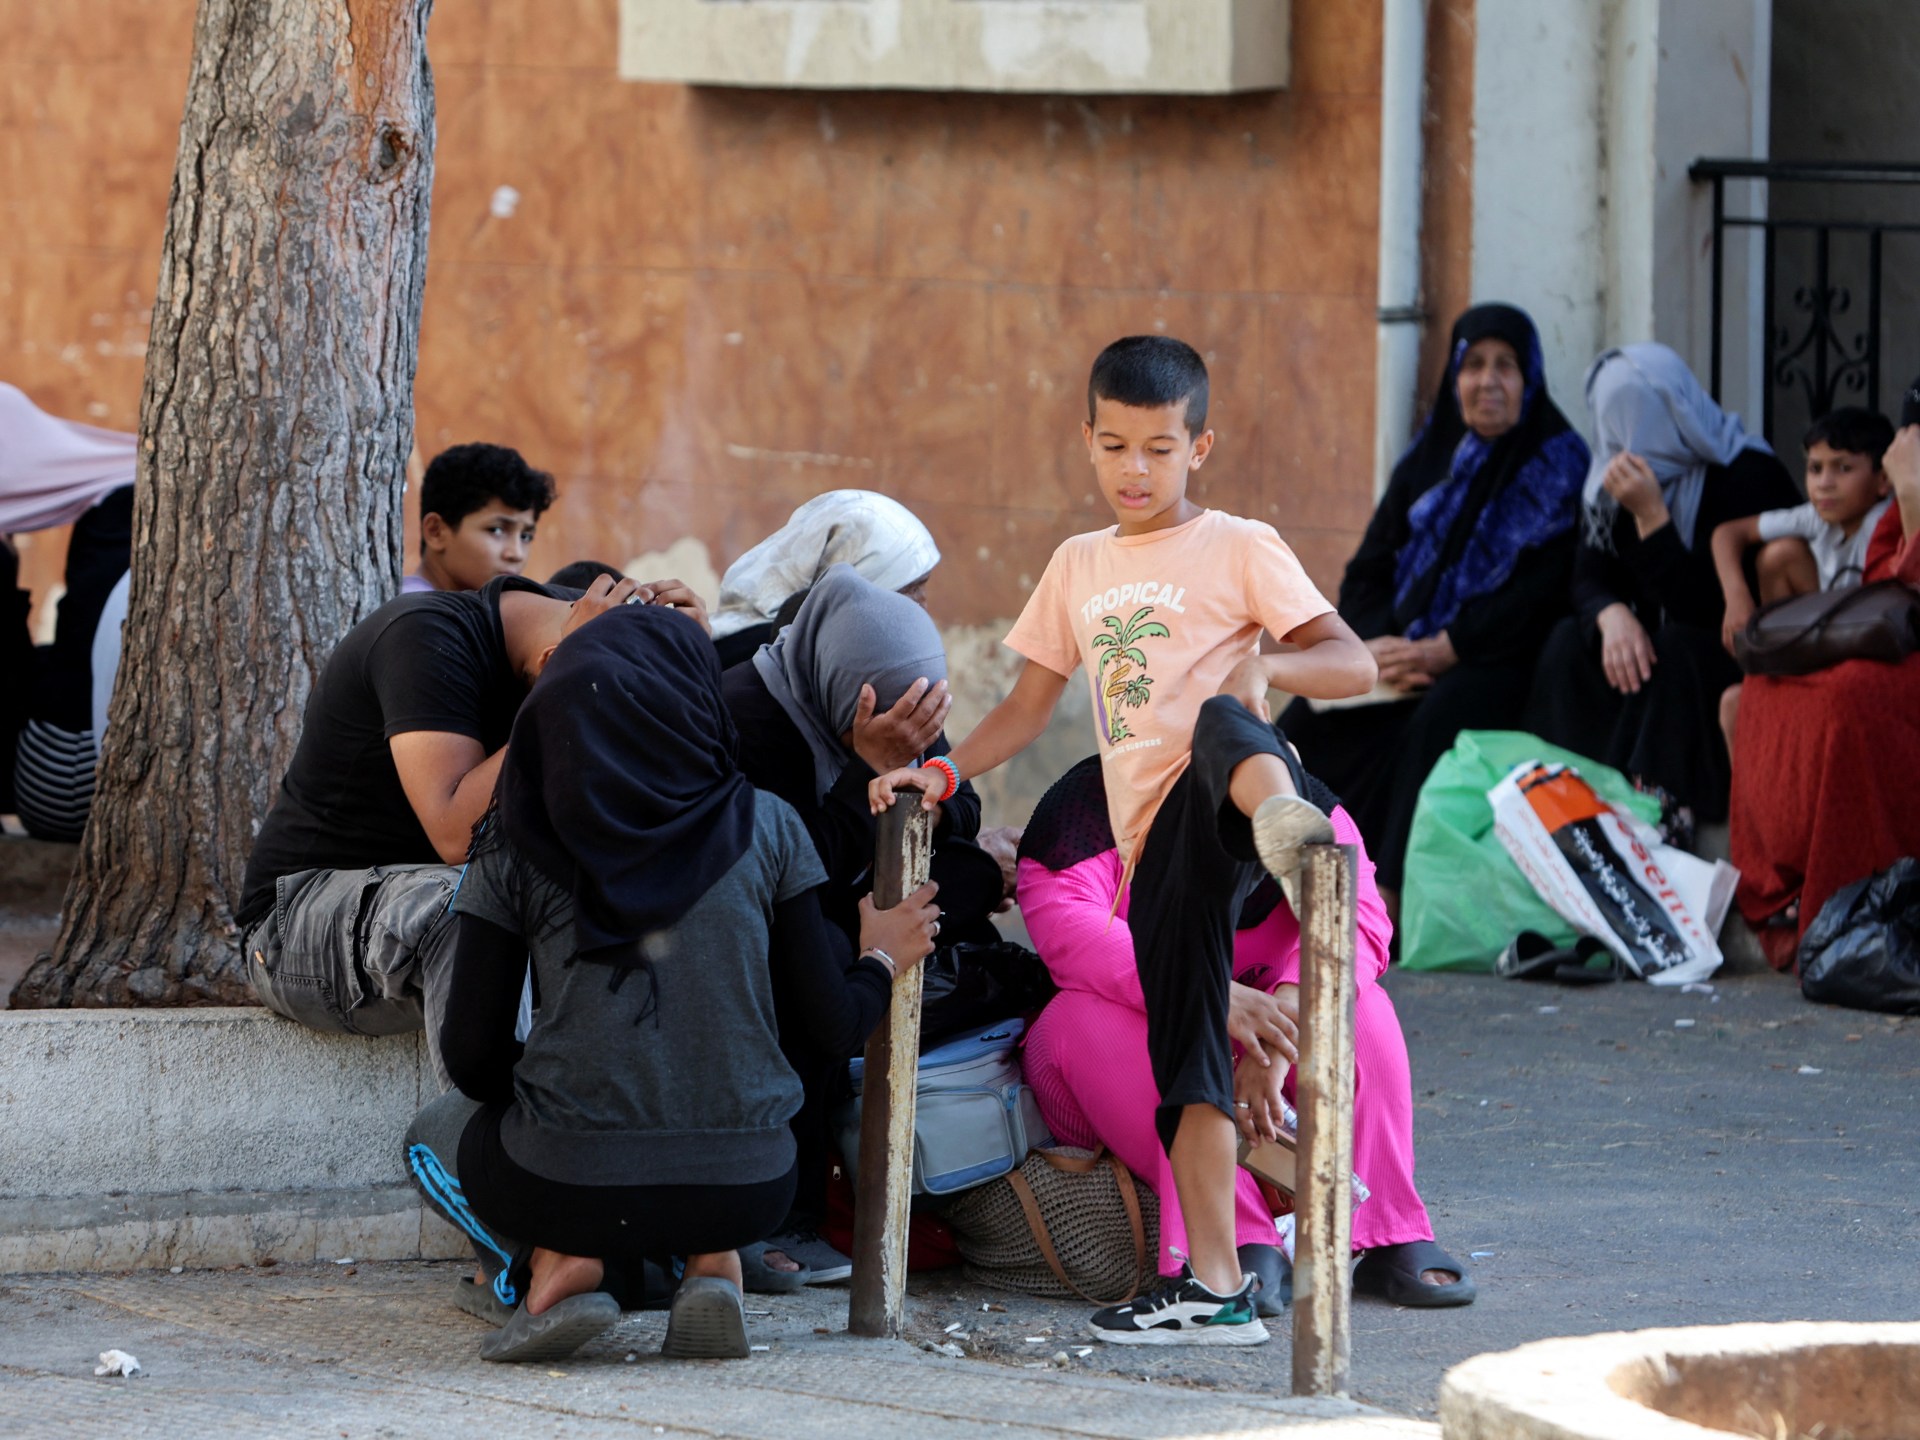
[402,603,939,1365]
[1280,303,1591,906]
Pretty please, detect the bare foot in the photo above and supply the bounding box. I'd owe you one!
[525,1249,605,1315]
[684,1250,744,1292]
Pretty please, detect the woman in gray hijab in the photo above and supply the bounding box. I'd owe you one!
[720,565,1010,1286]
[1524,344,1797,828]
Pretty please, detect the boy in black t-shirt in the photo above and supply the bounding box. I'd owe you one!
[238,572,707,1075]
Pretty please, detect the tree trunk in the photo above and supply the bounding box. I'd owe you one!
[14,0,435,1008]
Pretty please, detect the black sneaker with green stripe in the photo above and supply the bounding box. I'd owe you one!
[1087,1266,1270,1346]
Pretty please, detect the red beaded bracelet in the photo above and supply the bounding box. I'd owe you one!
[922,755,960,803]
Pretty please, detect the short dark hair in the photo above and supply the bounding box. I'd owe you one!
[546,559,625,590]
[1087,335,1210,435]
[1804,407,1895,466]
[420,444,557,540]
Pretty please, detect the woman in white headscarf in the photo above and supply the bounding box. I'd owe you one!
[1524,344,1798,827]
[710,491,940,669]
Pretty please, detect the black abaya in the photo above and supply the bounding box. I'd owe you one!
[1523,448,1799,821]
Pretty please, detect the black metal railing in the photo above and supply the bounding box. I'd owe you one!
[1691,158,1920,443]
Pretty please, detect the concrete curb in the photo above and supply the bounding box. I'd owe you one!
[0,1007,464,1272]
[1439,1321,1920,1439]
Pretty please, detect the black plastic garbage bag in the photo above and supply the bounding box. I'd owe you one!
[1799,858,1920,1014]
[917,941,1057,1051]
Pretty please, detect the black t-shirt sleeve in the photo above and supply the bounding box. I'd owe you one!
[367,609,495,742]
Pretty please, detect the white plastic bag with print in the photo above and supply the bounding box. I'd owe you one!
[1488,760,1737,986]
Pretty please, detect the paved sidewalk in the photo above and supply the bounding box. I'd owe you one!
[6,956,1915,1433]
[1,1262,1431,1440]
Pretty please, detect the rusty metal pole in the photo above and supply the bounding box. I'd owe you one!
[1291,842,1357,1397]
[847,800,931,1338]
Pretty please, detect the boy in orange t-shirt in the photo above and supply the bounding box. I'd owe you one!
[871,336,1376,1345]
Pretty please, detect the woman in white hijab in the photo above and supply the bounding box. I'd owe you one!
[711,491,940,669]
[1524,344,1798,828]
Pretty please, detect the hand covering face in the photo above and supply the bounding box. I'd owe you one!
[1581,342,1771,551]
[750,563,948,801]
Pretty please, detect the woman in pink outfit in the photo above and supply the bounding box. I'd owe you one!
[1017,756,1473,1311]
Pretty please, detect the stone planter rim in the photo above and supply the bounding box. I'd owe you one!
[1440,1320,1920,1440]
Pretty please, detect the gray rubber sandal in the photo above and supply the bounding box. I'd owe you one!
[661,1276,750,1359]
[1252,794,1336,913]
[738,1240,808,1293]
[453,1274,516,1328]
[479,1292,621,1363]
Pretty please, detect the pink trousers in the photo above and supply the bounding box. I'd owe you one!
[1018,806,1433,1275]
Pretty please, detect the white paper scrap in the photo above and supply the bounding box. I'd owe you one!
[94,1350,141,1378]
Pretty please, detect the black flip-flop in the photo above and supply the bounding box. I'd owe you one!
[1496,931,1624,986]
[1352,1241,1476,1308]
[1496,931,1579,980]
[1552,936,1625,986]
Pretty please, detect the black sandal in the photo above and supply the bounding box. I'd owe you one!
[1496,931,1623,986]
[1352,1241,1477,1308]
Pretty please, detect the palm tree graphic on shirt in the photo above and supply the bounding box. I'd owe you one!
[1091,605,1171,744]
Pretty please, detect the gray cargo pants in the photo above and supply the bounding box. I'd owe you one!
[244,862,461,1086]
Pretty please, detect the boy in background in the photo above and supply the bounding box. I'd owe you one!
[404,443,558,594]
[870,336,1376,1345]
[1714,406,1895,749]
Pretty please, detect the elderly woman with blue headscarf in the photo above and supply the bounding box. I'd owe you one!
[1525,343,1797,829]
[1281,304,1590,900]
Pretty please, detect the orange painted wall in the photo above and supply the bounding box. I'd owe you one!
[2,0,1475,628]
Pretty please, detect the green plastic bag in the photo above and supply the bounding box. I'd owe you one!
[1397,730,1662,973]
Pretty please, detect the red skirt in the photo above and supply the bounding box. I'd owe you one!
[1730,654,1920,967]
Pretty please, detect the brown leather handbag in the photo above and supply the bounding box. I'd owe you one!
[1734,579,1920,677]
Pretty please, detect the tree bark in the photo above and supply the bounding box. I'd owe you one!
[14,0,435,1008]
